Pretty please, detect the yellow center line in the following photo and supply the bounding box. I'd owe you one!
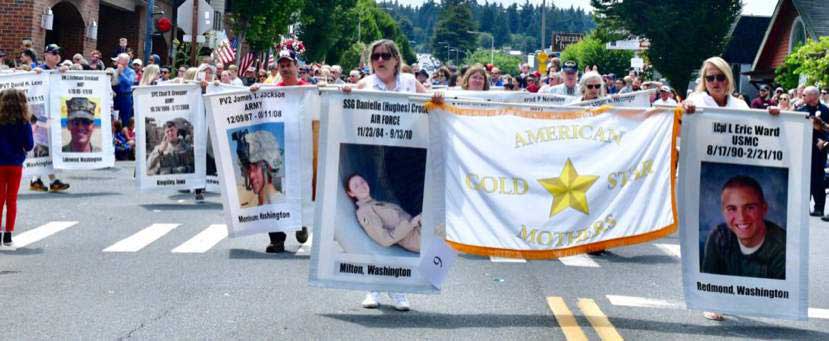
[578,298,624,341]
[546,296,588,341]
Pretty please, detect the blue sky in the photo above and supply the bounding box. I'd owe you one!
[390,0,776,16]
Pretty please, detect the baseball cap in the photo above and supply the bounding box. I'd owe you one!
[660,85,671,92]
[132,59,143,67]
[66,97,96,121]
[562,60,578,73]
[760,85,770,91]
[45,44,61,55]
[277,49,297,62]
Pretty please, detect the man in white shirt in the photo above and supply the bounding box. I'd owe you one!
[653,86,677,106]
[546,60,579,96]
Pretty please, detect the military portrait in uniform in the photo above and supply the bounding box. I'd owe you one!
[227,123,286,209]
[145,118,195,175]
[698,162,788,280]
[336,143,427,256]
[29,103,49,158]
[61,97,102,153]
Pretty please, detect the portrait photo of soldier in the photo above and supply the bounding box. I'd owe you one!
[62,97,101,153]
[146,119,195,175]
[29,103,49,157]
[229,124,285,208]
[335,143,427,256]
[701,175,786,280]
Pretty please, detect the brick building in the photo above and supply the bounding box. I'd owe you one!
[746,0,829,84]
[0,0,227,67]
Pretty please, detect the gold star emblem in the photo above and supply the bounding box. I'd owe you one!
[538,159,599,217]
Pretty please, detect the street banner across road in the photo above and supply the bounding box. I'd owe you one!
[204,86,311,237]
[0,72,53,176]
[49,71,114,170]
[679,108,810,320]
[429,101,678,259]
[310,89,446,293]
[133,84,206,191]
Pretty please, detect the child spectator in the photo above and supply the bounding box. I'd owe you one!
[0,88,35,248]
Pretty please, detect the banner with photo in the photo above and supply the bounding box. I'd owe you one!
[0,72,52,176]
[204,83,248,192]
[310,89,442,293]
[204,86,311,237]
[49,71,114,169]
[133,84,206,191]
[430,101,678,259]
[679,108,810,320]
[573,89,656,107]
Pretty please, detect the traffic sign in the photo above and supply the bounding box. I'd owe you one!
[177,0,214,36]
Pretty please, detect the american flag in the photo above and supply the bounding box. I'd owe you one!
[215,36,237,65]
[239,51,256,74]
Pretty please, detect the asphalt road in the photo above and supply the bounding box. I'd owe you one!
[2,162,829,340]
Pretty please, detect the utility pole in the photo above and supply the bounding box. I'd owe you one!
[144,0,155,63]
[541,0,546,50]
[189,0,199,66]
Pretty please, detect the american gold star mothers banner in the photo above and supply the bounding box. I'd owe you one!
[428,101,679,259]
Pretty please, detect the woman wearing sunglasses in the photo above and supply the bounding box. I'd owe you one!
[342,39,429,312]
[579,71,606,101]
[683,57,779,116]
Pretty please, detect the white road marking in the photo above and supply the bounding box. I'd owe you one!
[654,243,681,258]
[103,224,179,252]
[606,295,684,309]
[171,224,227,253]
[12,221,78,248]
[559,254,600,267]
[489,256,527,263]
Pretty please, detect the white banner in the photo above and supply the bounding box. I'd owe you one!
[444,90,580,106]
[133,84,206,191]
[310,90,444,293]
[0,72,53,176]
[204,86,310,237]
[49,71,114,169]
[204,84,248,192]
[679,108,810,320]
[431,101,677,258]
[573,89,656,107]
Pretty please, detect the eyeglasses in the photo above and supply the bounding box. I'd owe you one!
[780,97,790,101]
[371,52,392,61]
[586,84,602,90]
[161,71,169,74]
[704,74,727,82]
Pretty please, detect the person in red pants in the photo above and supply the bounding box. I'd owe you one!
[0,88,35,248]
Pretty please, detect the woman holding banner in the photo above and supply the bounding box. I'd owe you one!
[682,56,779,322]
[460,64,490,92]
[579,71,606,101]
[343,39,429,312]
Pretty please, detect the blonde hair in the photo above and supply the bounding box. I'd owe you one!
[140,64,160,86]
[461,64,490,91]
[0,88,31,125]
[579,71,606,98]
[367,39,402,76]
[183,67,199,81]
[694,57,735,95]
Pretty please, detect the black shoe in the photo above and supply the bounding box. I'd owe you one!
[296,227,309,244]
[49,180,70,192]
[811,211,824,217]
[30,179,48,192]
[2,231,12,246]
[265,242,285,253]
[821,216,829,222]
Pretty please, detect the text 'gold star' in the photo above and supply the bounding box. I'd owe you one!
[537,159,599,217]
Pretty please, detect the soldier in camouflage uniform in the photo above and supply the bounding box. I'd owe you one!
[147,121,194,175]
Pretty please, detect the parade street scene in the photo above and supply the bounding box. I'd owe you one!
[2,0,829,339]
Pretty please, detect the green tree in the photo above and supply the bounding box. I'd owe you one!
[432,0,477,63]
[228,0,304,51]
[775,37,829,90]
[591,0,741,93]
[465,49,522,75]
[298,0,356,63]
[560,34,634,77]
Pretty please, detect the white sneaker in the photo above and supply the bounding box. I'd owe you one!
[703,311,724,321]
[389,292,410,311]
[362,291,380,309]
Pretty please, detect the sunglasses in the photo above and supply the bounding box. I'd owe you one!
[586,84,602,89]
[704,74,727,82]
[371,52,393,61]
[161,71,169,74]
[70,118,94,126]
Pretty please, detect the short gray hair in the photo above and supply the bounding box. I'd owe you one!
[804,86,820,96]
[117,53,130,63]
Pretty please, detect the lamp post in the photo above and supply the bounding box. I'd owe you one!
[468,30,494,65]
[438,41,451,65]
